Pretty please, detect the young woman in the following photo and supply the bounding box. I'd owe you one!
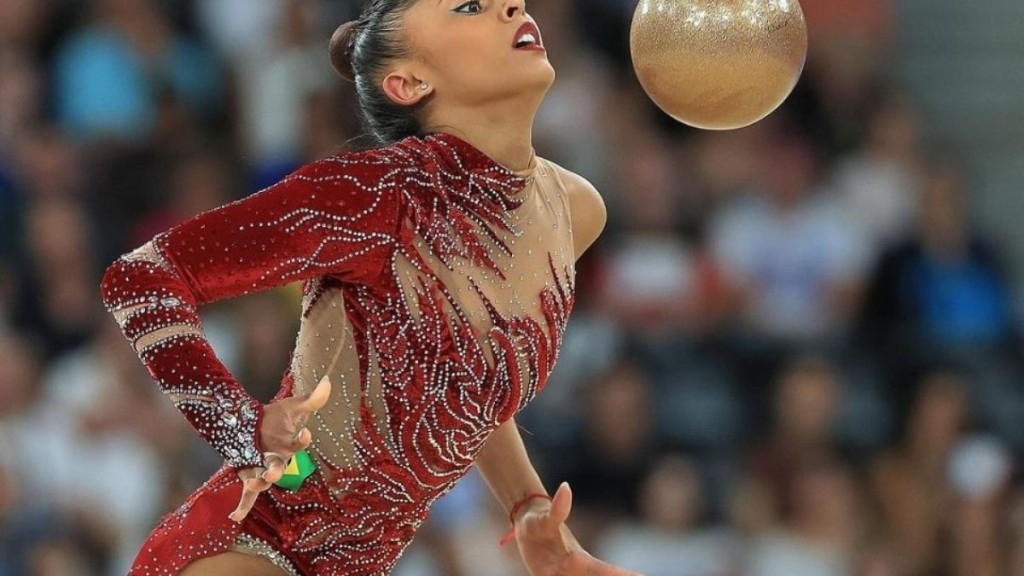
[101,0,637,574]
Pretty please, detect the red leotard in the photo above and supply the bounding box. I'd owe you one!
[100,133,576,575]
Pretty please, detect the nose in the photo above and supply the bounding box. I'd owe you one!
[502,0,525,21]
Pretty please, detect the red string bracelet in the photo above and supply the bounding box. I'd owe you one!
[499,493,552,546]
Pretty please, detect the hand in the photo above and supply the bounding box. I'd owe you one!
[514,482,643,576]
[229,376,332,522]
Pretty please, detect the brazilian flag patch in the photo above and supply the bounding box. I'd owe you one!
[274,450,316,491]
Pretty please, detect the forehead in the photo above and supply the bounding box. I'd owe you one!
[398,0,470,53]
[404,0,472,32]
[404,0,448,21]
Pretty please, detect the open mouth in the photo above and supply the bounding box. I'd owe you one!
[513,21,544,50]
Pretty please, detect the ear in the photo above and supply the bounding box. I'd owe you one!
[382,70,432,107]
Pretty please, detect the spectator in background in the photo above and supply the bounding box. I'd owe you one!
[748,356,846,523]
[744,459,861,576]
[558,361,659,548]
[797,0,895,152]
[29,318,171,575]
[688,126,767,221]
[870,369,969,576]
[0,0,29,48]
[862,161,1016,356]
[710,122,870,350]
[227,0,336,188]
[11,196,100,359]
[0,333,100,576]
[53,0,221,144]
[830,92,924,256]
[0,0,57,55]
[3,125,84,271]
[599,454,736,576]
[8,125,85,203]
[593,137,728,355]
[860,161,1020,443]
[195,0,360,171]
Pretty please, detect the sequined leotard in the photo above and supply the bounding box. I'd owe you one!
[100,133,576,575]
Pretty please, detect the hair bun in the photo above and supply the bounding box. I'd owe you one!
[330,21,359,82]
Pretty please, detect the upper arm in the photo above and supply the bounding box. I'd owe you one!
[153,157,400,304]
[555,166,607,261]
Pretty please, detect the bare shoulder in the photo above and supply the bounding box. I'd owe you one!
[549,162,607,259]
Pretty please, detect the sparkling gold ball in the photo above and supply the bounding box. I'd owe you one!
[630,0,809,130]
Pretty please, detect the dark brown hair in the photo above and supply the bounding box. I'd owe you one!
[330,0,424,145]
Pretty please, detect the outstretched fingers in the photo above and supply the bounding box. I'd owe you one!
[293,427,313,450]
[261,453,287,484]
[230,474,268,522]
[294,375,332,415]
[549,481,573,526]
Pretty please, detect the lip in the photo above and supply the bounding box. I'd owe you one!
[512,21,545,51]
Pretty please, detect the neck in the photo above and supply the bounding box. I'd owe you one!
[424,97,540,172]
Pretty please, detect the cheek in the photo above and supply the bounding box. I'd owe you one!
[448,51,498,85]
[419,31,508,88]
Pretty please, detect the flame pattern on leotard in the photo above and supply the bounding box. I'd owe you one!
[100,133,576,575]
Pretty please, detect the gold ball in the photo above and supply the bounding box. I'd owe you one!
[630,0,809,130]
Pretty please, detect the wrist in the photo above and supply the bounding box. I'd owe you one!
[509,493,552,525]
[224,400,264,469]
[500,492,551,547]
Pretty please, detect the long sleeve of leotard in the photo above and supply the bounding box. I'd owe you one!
[100,156,400,469]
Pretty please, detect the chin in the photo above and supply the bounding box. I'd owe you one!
[519,62,557,97]
[540,62,557,88]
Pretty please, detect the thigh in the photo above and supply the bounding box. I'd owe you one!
[180,552,289,576]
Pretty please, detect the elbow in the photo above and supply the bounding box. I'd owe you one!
[99,256,131,312]
[99,249,198,313]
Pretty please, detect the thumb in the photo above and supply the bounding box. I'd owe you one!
[549,481,572,525]
[296,375,332,414]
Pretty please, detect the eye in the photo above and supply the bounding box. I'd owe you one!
[453,0,483,14]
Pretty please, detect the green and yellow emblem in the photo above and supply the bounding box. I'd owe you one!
[274,450,316,491]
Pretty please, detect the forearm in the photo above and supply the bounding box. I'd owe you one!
[101,244,264,469]
[474,417,548,514]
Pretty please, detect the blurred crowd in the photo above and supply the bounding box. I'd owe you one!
[0,0,1021,575]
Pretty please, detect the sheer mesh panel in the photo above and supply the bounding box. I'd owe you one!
[293,287,383,471]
